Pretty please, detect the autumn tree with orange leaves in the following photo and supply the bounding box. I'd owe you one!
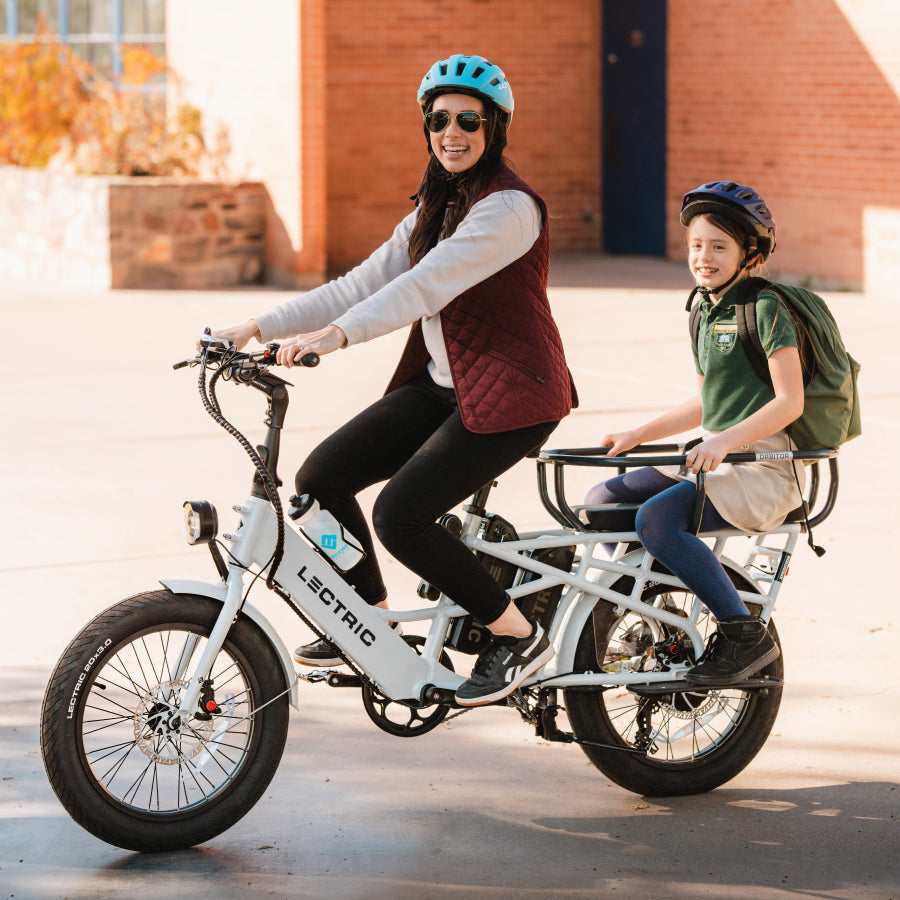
[0,18,208,175]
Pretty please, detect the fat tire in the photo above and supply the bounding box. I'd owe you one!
[40,590,290,851]
[565,568,783,796]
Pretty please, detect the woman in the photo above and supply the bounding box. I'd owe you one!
[208,54,577,707]
[585,182,805,686]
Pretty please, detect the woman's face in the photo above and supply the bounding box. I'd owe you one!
[428,93,487,174]
[688,215,745,292]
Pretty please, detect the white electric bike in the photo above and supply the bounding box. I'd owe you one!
[40,336,840,852]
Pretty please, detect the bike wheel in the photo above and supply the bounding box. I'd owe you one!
[40,590,290,851]
[564,570,783,796]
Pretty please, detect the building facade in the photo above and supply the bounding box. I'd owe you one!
[163,0,900,291]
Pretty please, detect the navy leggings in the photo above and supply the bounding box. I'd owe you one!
[585,468,750,620]
[296,373,558,625]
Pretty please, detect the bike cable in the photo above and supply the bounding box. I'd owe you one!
[196,350,286,587]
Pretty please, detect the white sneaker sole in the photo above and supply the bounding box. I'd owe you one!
[455,646,555,707]
[292,652,344,667]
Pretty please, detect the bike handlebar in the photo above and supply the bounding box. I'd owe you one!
[173,334,320,374]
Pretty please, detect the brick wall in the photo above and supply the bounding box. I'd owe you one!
[167,0,601,282]
[668,0,900,289]
[165,0,900,290]
[166,0,309,286]
[321,0,602,273]
[0,166,265,289]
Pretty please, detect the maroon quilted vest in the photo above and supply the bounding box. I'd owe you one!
[385,168,577,434]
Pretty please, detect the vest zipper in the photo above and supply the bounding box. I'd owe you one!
[487,350,546,384]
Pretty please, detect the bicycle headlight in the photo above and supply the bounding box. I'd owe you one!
[183,500,218,545]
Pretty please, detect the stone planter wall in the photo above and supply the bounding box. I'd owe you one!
[0,166,266,289]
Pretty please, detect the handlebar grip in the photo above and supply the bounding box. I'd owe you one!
[300,352,320,368]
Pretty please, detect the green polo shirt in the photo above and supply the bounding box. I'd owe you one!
[692,285,799,432]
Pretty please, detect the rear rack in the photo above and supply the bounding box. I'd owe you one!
[533,444,839,534]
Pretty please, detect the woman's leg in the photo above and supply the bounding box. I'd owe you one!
[295,376,458,604]
[373,411,558,626]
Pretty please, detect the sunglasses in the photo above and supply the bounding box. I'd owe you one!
[424,110,486,134]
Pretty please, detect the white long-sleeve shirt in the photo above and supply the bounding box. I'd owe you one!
[253,189,542,387]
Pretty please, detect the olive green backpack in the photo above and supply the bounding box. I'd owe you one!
[689,277,861,452]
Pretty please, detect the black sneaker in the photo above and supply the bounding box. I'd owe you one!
[454,621,554,707]
[292,637,343,667]
[293,622,402,668]
[685,615,780,686]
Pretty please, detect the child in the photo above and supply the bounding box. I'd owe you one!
[585,181,805,686]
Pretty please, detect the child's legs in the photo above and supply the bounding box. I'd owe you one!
[585,467,682,554]
[635,480,750,620]
[586,466,682,505]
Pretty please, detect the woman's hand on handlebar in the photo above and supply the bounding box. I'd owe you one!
[277,325,347,368]
[197,319,261,352]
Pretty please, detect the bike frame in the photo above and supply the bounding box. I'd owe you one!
[167,345,838,722]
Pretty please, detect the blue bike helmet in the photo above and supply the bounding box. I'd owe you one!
[418,54,514,129]
[680,181,776,258]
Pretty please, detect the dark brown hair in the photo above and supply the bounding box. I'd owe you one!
[407,95,509,267]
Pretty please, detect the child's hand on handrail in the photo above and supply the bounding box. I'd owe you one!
[685,434,733,474]
[600,430,642,458]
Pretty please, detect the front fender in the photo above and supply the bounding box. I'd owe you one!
[160,578,299,709]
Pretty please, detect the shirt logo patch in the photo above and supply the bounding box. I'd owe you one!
[712,323,738,354]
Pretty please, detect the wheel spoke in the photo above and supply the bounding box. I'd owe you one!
[74,626,257,815]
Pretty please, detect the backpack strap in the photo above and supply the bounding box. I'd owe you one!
[688,299,702,356]
[734,277,774,387]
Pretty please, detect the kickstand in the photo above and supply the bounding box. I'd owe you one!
[535,689,574,744]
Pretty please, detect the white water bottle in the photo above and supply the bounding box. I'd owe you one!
[288,494,365,571]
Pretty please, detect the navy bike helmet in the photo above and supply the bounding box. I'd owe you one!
[681,181,776,259]
[418,54,514,129]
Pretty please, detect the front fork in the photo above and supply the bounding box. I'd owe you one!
[168,568,246,726]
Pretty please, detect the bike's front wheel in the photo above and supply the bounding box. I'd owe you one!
[564,570,783,796]
[40,590,290,851]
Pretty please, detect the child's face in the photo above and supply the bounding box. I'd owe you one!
[688,216,744,293]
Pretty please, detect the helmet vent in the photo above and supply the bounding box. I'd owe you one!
[472,65,485,78]
[439,63,448,76]
[455,61,467,76]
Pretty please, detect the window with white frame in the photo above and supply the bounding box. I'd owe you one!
[2,0,164,77]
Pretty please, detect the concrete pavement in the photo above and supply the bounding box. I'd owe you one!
[1,254,898,899]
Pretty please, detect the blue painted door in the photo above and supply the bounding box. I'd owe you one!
[602,0,667,255]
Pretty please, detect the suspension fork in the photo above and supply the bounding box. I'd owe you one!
[169,568,246,726]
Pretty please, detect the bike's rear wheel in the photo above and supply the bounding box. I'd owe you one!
[40,590,290,851]
[564,570,783,796]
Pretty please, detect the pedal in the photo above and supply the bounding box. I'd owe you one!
[325,672,362,688]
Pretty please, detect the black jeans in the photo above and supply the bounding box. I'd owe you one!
[296,373,558,625]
